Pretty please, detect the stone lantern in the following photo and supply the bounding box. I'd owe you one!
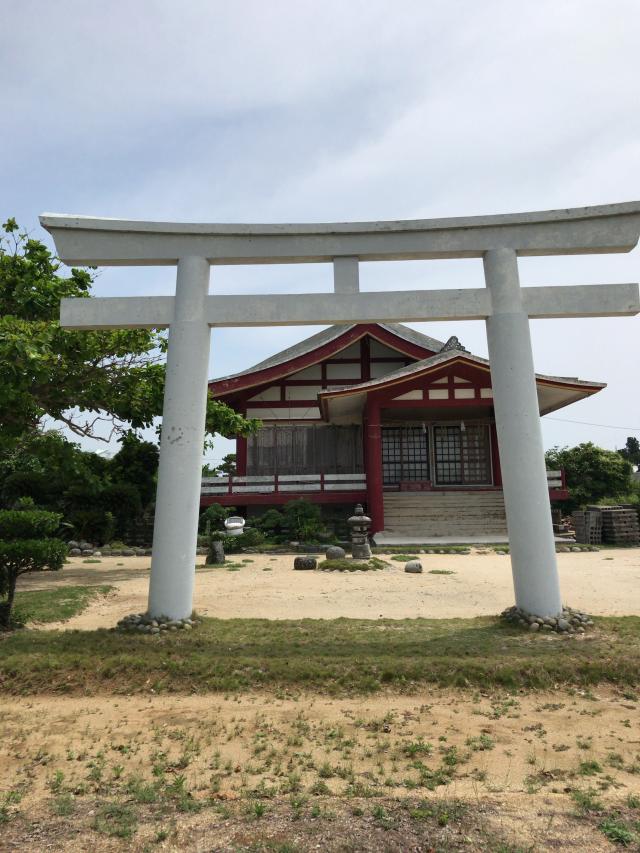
[348,503,372,559]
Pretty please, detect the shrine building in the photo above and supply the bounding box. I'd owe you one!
[202,323,603,540]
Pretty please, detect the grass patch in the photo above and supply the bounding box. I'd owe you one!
[11,585,114,625]
[93,801,137,839]
[389,555,418,562]
[1,615,640,695]
[373,546,422,554]
[428,569,455,575]
[317,559,383,572]
[422,545,471,554]
[599,816,638,846]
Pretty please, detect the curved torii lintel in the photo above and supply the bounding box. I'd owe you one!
[40,201,640,266]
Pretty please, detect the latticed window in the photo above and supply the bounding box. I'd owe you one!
[433,424,492,485]
[382,426,429,485]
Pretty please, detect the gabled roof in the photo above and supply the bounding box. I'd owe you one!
[318,350,606,421]
[210,323,444,395]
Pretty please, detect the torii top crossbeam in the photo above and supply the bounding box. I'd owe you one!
[41,202,640,624]
[42,203,640,330]
[41,201,640,265]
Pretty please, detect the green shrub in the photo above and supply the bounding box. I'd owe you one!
[198,504,234,534]
[66,508,115,544]
[0,508,66,630]
[100,482,142,540]
[282,500,325,541]
[0,509,60,539]
[254,508,286,539]
[208,528,265,554]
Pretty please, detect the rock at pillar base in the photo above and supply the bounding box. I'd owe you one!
[500,604,594,634]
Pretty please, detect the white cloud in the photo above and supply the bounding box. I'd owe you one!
[2,0,639,454]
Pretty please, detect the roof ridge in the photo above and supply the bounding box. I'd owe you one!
[210,322,446,384]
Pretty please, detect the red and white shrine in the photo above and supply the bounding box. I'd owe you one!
[204,322,603,538]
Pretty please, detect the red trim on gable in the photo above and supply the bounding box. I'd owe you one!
[361,336,371,382]
[318,354,604,419]
[209,324,437,398]
[381,398,493,409]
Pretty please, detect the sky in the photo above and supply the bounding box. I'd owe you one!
[2,0,640,464]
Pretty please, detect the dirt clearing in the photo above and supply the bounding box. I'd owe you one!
[15,547,640,630]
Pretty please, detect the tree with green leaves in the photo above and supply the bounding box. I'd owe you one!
[0,217,258,449]
[618,436,640,470]
[0,430,156,543]
[545,442,633,512]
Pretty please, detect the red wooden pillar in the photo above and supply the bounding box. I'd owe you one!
[236,436,248,476]
[365,396,384,533]
[236,405,248,477]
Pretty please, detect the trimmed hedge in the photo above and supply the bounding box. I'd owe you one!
[0,508,65,629]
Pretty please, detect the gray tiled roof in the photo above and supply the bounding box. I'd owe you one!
[211,323,445,383]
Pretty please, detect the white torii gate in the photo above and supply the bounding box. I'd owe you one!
[41,203,640,621]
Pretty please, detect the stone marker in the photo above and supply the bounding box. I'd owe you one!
[348,504,372,559]
[206,540,225,565]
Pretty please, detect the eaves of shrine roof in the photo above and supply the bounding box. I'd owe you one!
[210,322,444,390]
[318,350,606,420]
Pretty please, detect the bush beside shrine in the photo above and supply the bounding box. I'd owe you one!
[207,527,265,557]
[0,505,67,629]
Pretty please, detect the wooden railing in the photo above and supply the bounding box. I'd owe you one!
[201,470,564,497]
[201,473,367,496]
[546,469,566,490]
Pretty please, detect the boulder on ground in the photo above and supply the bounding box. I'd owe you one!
[325,545,346,560]
[294,556,317,571]
[404,560,423,574]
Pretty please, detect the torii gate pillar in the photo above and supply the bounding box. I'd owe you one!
[148,256,211,619]
[484,248,561,615]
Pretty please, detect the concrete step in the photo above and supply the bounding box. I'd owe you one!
[382,490,507,537]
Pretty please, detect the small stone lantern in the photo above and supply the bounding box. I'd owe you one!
[348,503,372,559]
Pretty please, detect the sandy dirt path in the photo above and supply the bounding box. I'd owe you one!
[16,547,640,630]
[2,686,638,802]
[1,687,638,851]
